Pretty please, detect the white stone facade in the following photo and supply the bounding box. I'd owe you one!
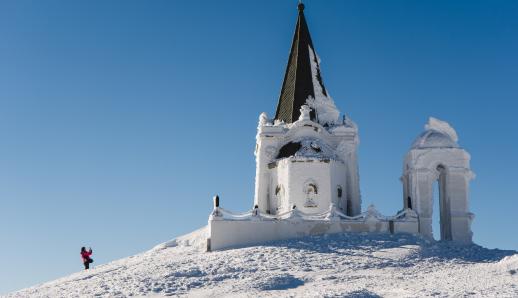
[253,109,361,217]
[208,204,418,251]
[207,116,476,250]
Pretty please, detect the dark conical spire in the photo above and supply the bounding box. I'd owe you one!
[274,2,328,123]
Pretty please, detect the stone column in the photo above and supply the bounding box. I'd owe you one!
[446,167,474,243]
[337,139,361,216]
[254,136,271,213]
[413,168,435,239]
[347,151,362,216]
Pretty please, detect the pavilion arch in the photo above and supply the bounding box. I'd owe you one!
[402,148,475,243]
[433,164,452,240]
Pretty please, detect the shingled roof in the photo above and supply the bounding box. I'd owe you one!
[274,3,328,124]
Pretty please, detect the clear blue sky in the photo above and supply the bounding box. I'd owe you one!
[1,0,517,294]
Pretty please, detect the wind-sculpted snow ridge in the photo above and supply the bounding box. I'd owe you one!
[7,229,518,298]
[153,226,208,250]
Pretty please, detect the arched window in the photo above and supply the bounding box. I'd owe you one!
[277,142,302,159]
[337,186,343,198]
[275,185,282,196]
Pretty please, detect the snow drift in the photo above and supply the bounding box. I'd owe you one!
[7,228,518,297]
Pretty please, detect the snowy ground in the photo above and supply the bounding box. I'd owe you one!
[6,227,518,297]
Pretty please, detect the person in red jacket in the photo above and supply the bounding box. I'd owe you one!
[81,247,93,270]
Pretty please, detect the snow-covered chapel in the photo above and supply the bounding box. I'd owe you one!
[207,3,475,251]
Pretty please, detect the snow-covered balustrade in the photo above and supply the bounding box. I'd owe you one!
[208,203,418,251]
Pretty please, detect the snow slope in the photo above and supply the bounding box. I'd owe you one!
[6,227,518,297]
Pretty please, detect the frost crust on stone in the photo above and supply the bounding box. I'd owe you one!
[412,117,460,149]
[290,138,337,160]
[306,45,340,126]
[425,117,458,142]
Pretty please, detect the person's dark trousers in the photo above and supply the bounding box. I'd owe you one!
[84,259,93,270]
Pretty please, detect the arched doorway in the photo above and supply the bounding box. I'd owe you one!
[434,165,452,241]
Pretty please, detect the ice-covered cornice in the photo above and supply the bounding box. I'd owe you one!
[257,108,357,137]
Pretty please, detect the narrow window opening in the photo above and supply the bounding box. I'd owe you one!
[275,185,281,195]
[432,180,441,241]
[346,198,353,216]
[275,185,284,212]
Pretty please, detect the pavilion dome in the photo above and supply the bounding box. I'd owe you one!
[412,130,459,149]
[411,117,460,149]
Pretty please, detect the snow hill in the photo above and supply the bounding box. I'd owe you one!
[6,227,518,297]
